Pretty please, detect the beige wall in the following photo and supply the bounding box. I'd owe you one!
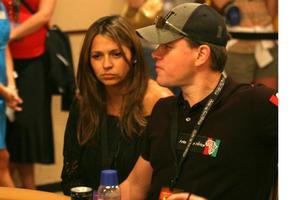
[51,0,126,75]
[34,0,126,186]
[51,0,125,31]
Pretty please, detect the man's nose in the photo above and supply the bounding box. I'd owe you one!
[152,45,163,60]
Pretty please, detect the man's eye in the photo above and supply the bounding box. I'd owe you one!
[162,44,172,49]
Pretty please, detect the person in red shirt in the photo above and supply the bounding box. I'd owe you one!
[2,0,56,189]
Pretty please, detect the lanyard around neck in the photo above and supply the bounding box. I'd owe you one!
[169,74,226,190]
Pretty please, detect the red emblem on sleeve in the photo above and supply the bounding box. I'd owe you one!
[269,94,278,106]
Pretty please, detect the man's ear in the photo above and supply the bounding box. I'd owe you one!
[195,44,210,66]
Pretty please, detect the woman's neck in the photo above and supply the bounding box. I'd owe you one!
[106,86,125,116]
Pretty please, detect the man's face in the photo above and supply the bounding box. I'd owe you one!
[152,38,197,88]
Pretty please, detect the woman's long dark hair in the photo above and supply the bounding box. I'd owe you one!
[76,15,149,145]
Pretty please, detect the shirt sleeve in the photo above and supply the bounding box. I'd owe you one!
[140,97,174,161]
[61,100,85,195]
[252,85,278,146]
[141,107,156,161]
[140,97,166,161]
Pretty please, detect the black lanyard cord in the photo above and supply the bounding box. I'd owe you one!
[169,74,226,190]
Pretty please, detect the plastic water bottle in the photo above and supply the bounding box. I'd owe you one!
[97,170,121,200]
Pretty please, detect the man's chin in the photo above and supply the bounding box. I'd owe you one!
[156,78,172,88]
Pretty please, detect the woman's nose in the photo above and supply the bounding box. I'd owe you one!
[103,55,113,69]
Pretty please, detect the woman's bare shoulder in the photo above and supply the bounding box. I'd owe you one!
[143,79,173,115]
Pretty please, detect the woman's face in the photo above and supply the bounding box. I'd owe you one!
[90,34,132,88]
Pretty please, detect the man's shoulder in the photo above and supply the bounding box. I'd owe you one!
[236,83,276,99]
[225,78,276,97]
[222,79,277,107]
[155,95,178,106]
[151,95,178,114]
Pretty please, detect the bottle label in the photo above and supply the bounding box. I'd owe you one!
[97,186,120,200]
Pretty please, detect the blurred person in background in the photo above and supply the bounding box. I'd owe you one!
[122,0,164,80]
[0,0,22,187]
[2,0,56,189]
[211,0,278,89]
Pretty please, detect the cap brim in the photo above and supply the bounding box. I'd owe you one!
[136,25,183,44]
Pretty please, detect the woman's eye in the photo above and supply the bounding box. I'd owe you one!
[111,51,122,58]
[91,53,101,59]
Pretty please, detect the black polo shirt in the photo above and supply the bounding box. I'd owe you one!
[142,78,278,200]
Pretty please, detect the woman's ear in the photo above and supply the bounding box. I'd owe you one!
[194,44,210,66]
[131,55,137,64]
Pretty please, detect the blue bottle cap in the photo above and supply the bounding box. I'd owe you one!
[100,170,119,186]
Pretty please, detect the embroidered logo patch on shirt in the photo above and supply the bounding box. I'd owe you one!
[176,133,221,157]
[269,93,278,106]
[203,137,221,157]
